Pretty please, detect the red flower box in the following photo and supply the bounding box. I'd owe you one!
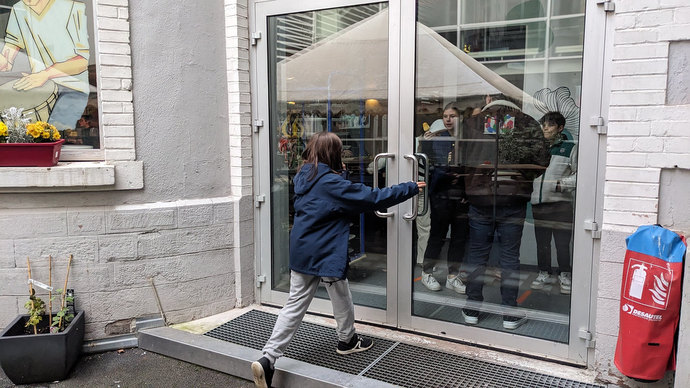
[0,139,65,167]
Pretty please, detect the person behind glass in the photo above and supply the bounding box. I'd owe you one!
[530,112,577,295]
[251,132,425,388]
[461,98,546,330]
[419,103,470,294]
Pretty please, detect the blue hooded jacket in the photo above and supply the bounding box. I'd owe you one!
[290,162,419,279]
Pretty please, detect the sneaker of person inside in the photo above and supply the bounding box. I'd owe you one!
[559,272,572,295]
[445,275,466,294]
[336,334,374,355]
[503,314,527,330]
[251,356,274,388]
[530,270,555,290]
[421,271,441,291]
[462,308,479,325]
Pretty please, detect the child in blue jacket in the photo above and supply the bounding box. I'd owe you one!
[252,131,425,388]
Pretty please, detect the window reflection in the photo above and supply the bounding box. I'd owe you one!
[413,0,584,343]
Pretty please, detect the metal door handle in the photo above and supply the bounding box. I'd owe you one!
[403,154,419,221]
[373,153,395,218]
[416,153,429,217]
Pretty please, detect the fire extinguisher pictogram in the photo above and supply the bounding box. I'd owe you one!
[628,263,647,299]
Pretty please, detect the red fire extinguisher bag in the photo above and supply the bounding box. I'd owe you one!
[614,225,686,381]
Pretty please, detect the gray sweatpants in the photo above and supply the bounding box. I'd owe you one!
[262,270,356,366]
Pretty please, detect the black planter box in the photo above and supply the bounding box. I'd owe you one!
[0,311,84,385]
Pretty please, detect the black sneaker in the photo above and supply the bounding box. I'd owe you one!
[462,308,479,325]
[336,334,374,355]
[251,357,274,388]
[503,314,527,330]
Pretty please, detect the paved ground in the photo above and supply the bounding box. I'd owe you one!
[0,347,255,388]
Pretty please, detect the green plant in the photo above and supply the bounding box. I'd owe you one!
[497,126,547,165]
[24,255,74,335]
[24,290,45,335]
[50,289,74,333]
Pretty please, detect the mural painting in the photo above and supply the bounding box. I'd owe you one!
[0,0,98,148]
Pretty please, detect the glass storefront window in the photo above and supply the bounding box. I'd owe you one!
[551,0,585,17]
[459,0,546,25]
[0,0,100,149]
[413,0,584,343]
[418,0,457,27]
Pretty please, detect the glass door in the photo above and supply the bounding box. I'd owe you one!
[253,0,604,365]
[254,0,407,326]
[397,0,604,364]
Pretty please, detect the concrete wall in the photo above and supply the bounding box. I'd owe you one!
[596,0,690,386]
[0,0,255,340]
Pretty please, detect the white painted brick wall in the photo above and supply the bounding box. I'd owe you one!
[91,0,136,163]
[599,1,690,385]
[224,1,255,308]
[0,198,242,337]
[225,0,253,201]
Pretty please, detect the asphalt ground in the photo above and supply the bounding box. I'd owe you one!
[0,347,255,388]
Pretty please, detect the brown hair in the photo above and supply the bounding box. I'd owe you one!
[443,102,461,116]
[300,131,343,180]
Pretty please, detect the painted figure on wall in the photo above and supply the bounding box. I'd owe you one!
[0,0,89,131]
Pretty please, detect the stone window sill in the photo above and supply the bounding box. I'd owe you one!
[0,161,143,193]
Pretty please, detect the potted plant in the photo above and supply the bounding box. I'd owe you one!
[0,107,65,167]
[0,255,85,385]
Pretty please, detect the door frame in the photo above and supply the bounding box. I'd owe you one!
[250,0,607,366]
[250,0,403,327]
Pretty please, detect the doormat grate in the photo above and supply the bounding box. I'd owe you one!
[204,310,604,388]
[204,309,395,375]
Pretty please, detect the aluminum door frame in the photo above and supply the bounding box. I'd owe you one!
[250,0,403,326]
[251,0,608,366]
[394,0,609,366]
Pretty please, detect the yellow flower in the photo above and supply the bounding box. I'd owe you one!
[0,122,7,137]
[27,125,40,138]
[42,131,50,139]
[52,131,61,140]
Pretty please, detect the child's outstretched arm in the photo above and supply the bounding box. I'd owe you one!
[322,178,424,214]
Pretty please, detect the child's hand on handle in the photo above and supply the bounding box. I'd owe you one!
[416,181,426,189]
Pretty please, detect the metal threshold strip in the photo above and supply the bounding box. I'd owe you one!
[194,309,603,388]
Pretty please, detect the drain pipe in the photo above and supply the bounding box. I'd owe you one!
[81,315,166,354]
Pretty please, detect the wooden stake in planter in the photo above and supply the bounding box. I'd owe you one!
[58,255,73,329]
[48,255,52,328]
[26,257,36,335]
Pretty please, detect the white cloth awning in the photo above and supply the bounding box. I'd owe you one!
[276,9,533,106]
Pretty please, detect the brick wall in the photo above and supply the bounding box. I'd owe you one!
[225,0,255,309]
[597,0,690,385]
[0,200,240,340]
[97,0,136,162]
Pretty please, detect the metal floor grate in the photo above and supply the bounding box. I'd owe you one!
[204,309,396,375]
[204,310,604,388]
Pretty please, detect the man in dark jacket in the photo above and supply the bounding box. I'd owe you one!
[461,100,547,330]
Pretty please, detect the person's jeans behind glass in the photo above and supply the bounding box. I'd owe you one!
[532,202,573,274]
[465,204,527,307]
[422,192,469,275]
